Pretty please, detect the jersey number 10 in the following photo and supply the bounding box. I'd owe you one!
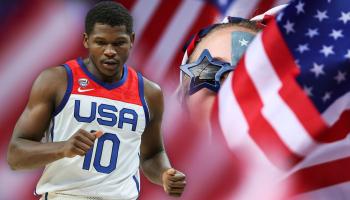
[82,132,120,174]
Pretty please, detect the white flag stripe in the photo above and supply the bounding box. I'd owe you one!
[131,0,160,44]
[290,181,350,200]
[322,92,350,126]
[286,137,350,174]
[144,0,204,80]
[224,0,260,18]
[0,2,87,122]
[219,76,287,200]
[218,73,282,174]
[245,34,318,156]
[218,73,249,148]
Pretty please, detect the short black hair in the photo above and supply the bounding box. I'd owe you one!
[85,1,133,35]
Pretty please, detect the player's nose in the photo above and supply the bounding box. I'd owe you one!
[104,45,116,57]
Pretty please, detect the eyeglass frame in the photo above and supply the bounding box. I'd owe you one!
[180,49,235,95]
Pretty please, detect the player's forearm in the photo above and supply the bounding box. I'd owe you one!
[141,150,172,185]
[7,138,65,170]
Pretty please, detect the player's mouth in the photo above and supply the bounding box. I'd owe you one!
[102,59,119,70]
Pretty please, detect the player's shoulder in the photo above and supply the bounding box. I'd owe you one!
[141,76,163,119]
[39,65,66,78]
[32,65,68,97]
[35,66,67,87]
[142,76,162,98]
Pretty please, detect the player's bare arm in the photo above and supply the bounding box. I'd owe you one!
[7,66,97,170]
[140,77,186,197]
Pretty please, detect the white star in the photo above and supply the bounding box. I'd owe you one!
[322,92,332,102]
[310,62,325,78]
[329,29,343,40]
[320,45,334,57]
[303,85,313,96]
[239,38,249,46]
[344,49,350,60]
[296,43,310,53]
[339,11,350,24]
[284,20,295,34]
[296,1,305,14]
[334,71,346,84]
[314,10,329,22]
[327,0,332,3]
[305,28,319,38]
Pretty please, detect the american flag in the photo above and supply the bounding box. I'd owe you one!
[0,1,289,199]
[215,0,350,199]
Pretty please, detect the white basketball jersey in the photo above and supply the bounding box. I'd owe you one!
[36,58,149,200]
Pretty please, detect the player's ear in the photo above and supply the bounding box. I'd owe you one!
[130,32,135,48]
[83,33,89,49]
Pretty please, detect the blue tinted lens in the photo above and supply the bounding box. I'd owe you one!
[180,49,234,95]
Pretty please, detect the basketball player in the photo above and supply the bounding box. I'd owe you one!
[7,2,186,199]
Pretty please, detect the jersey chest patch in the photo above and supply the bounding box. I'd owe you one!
[74,99,139,132]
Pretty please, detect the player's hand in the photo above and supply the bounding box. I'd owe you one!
[162,168,186,197]
[61,129,100,158]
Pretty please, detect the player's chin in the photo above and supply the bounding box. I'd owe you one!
[99,67,118,77]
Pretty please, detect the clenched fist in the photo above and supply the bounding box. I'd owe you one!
[61,129,101,158]
[162,168,186,197]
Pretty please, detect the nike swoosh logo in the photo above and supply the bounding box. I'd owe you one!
[78,87,94,92]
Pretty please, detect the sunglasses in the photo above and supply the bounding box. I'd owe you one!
[180,17,259,95]
[180,49,234,95]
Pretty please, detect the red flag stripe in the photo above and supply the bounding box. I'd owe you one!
[114,0,137,10]
[144,1,209,80]
[246,31,319,156]
[0,0,45,57]
[131,0,161,45]
[233,54,303,169]
[284,157,350,195]
[262,19,330,143]
[320,110,350,142]
[0,1,48,72]
[251,0,276,18]
[163,3,220,84]
[130,0,182,69]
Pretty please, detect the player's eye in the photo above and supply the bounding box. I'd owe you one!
[113,41,127,46]
[96,40,107,46]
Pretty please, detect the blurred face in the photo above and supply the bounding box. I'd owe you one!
[83,23,134,78]
[180,26,256,120]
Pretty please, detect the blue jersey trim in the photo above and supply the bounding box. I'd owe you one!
[50,118,55,142]
[77,57,128,90]
[137,72,150,125]
[132,175,140,194]
[53,64,73,116]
